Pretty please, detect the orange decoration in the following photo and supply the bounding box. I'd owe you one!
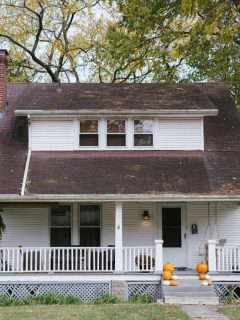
[163,262,174,273]
[196,262,208,274]
[207,280,213,286]
[170,280,177,286]
[162,271,172,280]
[199,274,207,281]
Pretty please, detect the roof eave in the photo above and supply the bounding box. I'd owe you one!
[14,109,219,118]
[0,193,239,203]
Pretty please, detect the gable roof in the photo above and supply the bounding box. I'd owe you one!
[13,83,218,116]
[1,82,240,199]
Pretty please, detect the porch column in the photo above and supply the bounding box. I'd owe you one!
[154,240,164,274]
[208,240,217,273]
[115,202,123,273]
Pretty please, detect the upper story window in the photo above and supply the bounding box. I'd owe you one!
[79,120,98,147]
[107,120,126,147]
[134,120,153,147]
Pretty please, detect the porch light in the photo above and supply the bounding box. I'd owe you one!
[143,210,150,220]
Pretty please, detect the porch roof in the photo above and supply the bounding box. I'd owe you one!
[23,150,240,196]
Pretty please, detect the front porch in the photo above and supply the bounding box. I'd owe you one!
[0,201,240,275]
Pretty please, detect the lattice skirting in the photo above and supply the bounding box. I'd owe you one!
[126,281,161,301]
[214,282,240,302]
[0,282,111,301]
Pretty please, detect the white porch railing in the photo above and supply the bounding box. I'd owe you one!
[216,246,240,272]
[0,247,115,273]
[123,247,155,272]
[0,241,163,273]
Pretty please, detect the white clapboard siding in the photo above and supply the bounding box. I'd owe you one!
[101,203,155,247]
[186,202,240,268]
[158,119,203,150]
[0,208,49,247]
[31,120,74,151]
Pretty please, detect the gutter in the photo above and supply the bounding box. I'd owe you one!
[0,194,240,203]
[20,149,31,196]
[14,109,219,118]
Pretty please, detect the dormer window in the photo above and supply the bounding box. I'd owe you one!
[107,120,126,147]
[79,120,98,146]
[134,120,153,147]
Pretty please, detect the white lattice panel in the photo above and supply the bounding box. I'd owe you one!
[127,281,161,300]
[0,282,110,301]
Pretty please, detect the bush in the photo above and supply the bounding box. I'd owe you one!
[0,293,82,307]
[129,293,155,303]
[0,296,23,307]
[92,294,121,304]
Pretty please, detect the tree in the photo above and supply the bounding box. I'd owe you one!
[90,0,240,107]
[0,0,101,82]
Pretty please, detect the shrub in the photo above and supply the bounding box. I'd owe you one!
[129,293,155,303]
[0,293,82,307]
[92,294,121,304]
[0,296,23,307]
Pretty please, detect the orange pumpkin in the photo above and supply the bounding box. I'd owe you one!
[207,280,213,286]
[199,273,207,281]
[196,262,208,274]
[163,262,174,273]
[162,271,172,280]
[170,280,177,286]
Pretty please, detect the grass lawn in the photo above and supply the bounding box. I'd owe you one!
[0,304,191,320]
[219,305,240,320]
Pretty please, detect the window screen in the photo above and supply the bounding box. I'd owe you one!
[162,207,182,248]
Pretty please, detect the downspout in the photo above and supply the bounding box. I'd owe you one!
[21,149,31,196]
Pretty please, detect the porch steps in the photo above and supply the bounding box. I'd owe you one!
[162,276,219,305]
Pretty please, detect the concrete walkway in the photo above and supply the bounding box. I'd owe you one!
[181,305,229,320]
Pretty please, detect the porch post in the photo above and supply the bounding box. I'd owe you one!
[115,202,123,273]
[154,240,164,274]
[208,240,217,273]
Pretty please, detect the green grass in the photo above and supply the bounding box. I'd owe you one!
[0,304,191,320]
[219,304,240,320]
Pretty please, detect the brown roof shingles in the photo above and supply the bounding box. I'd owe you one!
[13,83,217,112]
[1,82,240,196]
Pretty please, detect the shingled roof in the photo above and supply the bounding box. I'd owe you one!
[1,82,240,198]
[14,83,217,114]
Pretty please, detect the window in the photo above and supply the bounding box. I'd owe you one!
[107,120,126,147]
[79,120,98,147]
[134,120,153,147]
[79,205,101,247]
[50,205,72,247]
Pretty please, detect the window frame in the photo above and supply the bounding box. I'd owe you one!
[79,204,102,247]
[106,119,127,148]
[133,119,154,148]
[79,119,99,148]
[49,205,72,247]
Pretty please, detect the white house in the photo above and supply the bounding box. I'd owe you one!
[0,49,240,302]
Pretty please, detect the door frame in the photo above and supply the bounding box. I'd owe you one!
[156,203,187,267]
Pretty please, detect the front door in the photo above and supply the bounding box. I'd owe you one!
[157,205,187,268]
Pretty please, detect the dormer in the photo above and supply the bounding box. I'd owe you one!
[13,83,218,151]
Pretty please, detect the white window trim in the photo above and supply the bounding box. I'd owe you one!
[79,204,102,247]
[133,119,155,149]
[78,119,100,149]
[106,119,128,149]
[45,117,204,151]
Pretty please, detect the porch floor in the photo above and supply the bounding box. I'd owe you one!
[0,270,239,282]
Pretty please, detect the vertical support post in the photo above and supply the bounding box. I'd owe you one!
[72,203,79,245]
[115,202,123,273]
[154,240,164,274]
[208,240,217,273]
